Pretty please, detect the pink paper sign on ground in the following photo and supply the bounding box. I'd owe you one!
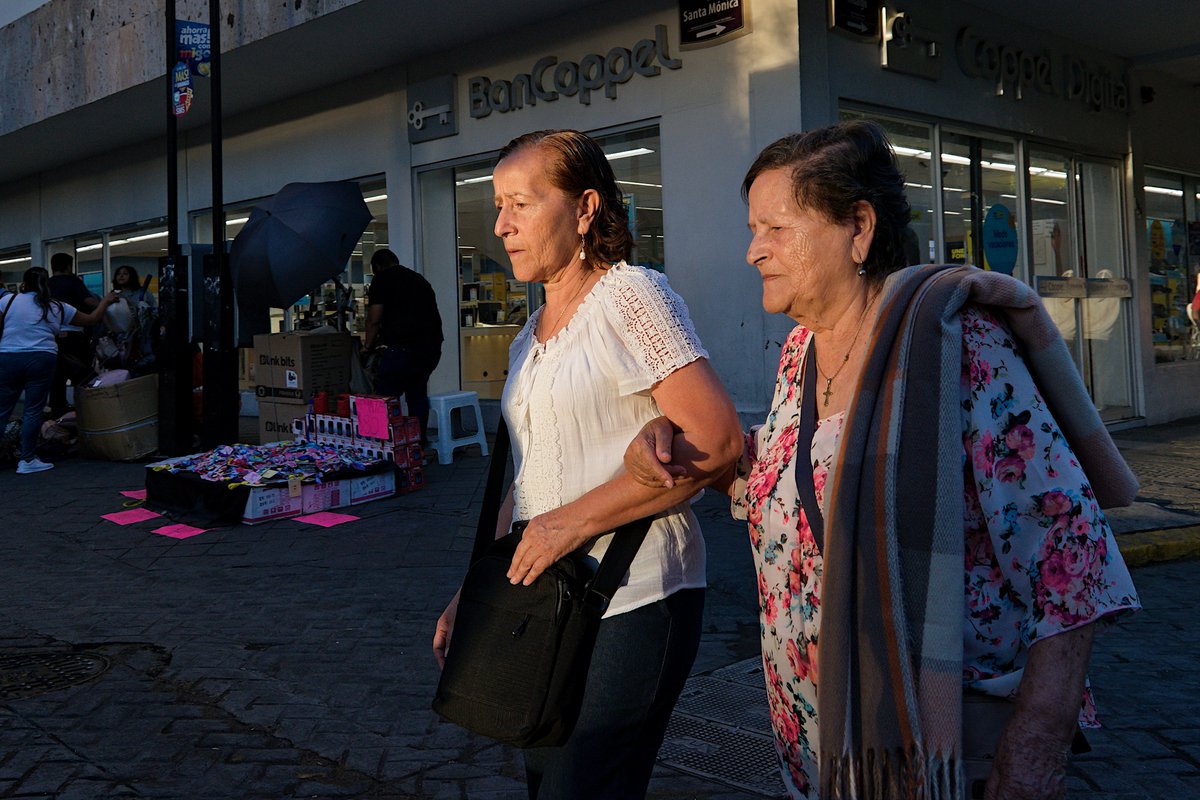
[152,524,208,539]
[294,511,360,528]
[120,489,148,500]
[355,396,390,440]
[101,507,163,525]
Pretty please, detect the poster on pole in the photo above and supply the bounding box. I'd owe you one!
[175,20,211,77]
[172,62,193,117]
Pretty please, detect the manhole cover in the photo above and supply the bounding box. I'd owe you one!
[0,651,112,699]
[711,656,766,688]
[658,713,785,797]
[673,675,772,734]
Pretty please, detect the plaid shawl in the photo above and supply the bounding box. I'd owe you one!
[817,264,1137,799]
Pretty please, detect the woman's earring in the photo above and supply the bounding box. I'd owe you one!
[579,235,586,261]
[856,259,867,277]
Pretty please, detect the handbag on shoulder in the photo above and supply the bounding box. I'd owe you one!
[432,420,651,748]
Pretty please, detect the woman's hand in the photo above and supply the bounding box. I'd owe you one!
[506,509,591,586]
[984,716,1069,800]
[432,590,461,670]
[70,291,121,327]
[624,415,687,488]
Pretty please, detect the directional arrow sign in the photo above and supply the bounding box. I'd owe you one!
[679,0,750,51]
[829,0,881,41]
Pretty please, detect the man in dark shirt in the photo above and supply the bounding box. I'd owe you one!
[364,249,443,448]
[47,252,98,417]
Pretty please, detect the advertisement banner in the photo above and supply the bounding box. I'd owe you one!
[175,20,211,78]
[172,62,193,117]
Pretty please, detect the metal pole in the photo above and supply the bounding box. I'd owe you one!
[202,0,237,447]
[159,0,192,456]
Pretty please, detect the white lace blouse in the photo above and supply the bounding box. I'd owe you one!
[501,262,709,617]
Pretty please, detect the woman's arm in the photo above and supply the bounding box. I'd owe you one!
[506,357,742,586]
[985,623,1096,800]
[69,292,117,327]
[433,485,515,669]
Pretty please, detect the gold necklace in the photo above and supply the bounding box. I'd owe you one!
[540,268,592,341]
[815,292,879,408]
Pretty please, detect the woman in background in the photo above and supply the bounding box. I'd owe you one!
[0,267,116,473]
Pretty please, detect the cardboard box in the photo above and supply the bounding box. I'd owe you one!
[253,330,353,402]
[242,484,304,524]
[76,374,159,461]
[257,399,305,444]
[349,471,397,505]
[243,478,352,523]
[302,480,351,513]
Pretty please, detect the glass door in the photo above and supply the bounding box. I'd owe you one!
[940,132,1022,278]
[1078,161,1134,420]
[1028,151,1135,420]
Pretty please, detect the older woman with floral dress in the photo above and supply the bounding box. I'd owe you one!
[627,120,1140,800]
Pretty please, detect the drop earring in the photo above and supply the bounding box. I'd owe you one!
[579,235,586,261]
[856,258,867,277]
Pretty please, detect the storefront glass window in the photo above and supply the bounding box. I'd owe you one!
[841,109,934,265]
[452,126,663,399]
[74,236,105,294]
[107,220,168,298]
[1144,170,1192,361]
[0,249,31,291]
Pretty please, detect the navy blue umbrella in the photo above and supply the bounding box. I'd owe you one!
[230,181,372,309]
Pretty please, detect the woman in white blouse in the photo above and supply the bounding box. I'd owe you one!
[432,129,743,799]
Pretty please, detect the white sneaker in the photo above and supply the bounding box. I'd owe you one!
[16,457,54,474]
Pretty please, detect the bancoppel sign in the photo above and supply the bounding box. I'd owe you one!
[468,25,681,118]
[407,75,458,144]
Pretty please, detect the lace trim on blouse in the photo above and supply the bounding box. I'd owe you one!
[507,262,707,519]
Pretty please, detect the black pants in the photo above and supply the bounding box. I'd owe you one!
[49,331,92,415]
[523,588,705,799]
[374,346,440,447]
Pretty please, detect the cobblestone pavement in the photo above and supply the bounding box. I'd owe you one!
[0,415,1197,799]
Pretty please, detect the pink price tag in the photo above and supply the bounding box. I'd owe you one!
[153,524,208,539]
[356,397,390,440]
[101,508,163,526]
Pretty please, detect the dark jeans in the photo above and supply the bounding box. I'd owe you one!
[49,330,92,414]
[375,346,440,447]
[524,587,705,800]
[0,351,57,461]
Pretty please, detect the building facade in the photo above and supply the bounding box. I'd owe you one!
[2,0,1197,427]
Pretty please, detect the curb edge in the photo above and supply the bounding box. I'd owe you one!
[1118,525,1200,568]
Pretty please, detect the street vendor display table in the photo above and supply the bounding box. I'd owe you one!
[145,440,395,526]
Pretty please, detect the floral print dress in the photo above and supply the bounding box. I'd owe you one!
[731,306,1141,799]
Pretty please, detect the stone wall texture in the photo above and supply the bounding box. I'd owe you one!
[0,0,361,135]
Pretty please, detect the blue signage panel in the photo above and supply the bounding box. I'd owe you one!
[982,203,1018,275]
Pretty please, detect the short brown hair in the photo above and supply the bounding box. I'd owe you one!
[742,120,913,281]
[497,129,633,264]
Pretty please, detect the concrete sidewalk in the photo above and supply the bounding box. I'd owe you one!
[0,415,1196,798]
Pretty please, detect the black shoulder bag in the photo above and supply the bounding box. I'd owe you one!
[432,420,652,748]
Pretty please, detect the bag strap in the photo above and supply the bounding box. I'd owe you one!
[473,417,512,563]
[793,342,824,554]
[473,417,652,615]
[0,292,16,342]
